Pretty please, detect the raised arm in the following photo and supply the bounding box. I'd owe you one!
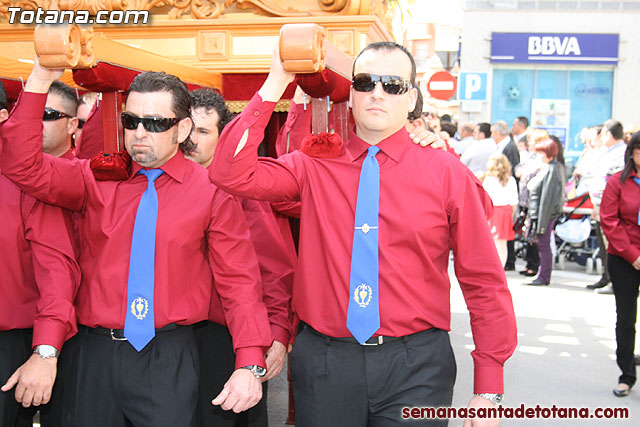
[1,58,87,211]
[209,45,301,202]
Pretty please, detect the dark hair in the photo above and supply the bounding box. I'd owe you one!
[620,131,639,182]
[593,125,603,135]
[128,71,190,120]
[440,114,452,124]
[603,119,624,140]
[441,122,457,139]
[0,80,7,112]
[534,138,558,159]
[190,88,233,133]
[181,88,235,154]
[352,41,417,87]
[49,80,78,116]
[549,135,565,167]
[477,122,491,139]
[516,116,529,128]
[407,88,423,122]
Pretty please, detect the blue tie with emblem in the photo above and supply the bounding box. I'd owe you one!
[347,145,381,344]
[634,177,640,225]
[124,168,164,351]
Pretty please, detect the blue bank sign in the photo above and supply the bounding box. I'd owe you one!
[491,33,619,65]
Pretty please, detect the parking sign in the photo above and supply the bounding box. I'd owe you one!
[459,72,487,101]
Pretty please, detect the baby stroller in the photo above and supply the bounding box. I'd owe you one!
[554,193,599,273]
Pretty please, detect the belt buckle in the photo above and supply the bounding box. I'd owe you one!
[109,329,127,341]
[363,336,383,346]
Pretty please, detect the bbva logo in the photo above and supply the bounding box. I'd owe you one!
[528,36,581,56]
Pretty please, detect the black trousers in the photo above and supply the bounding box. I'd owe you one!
[506,240,516,268]
[595,221,611,284]
[0,329,34,427]
[290,324,456,427]
[524,242,540,270]
[193,321,268,427]
[58,324,199,427]
[610,254,640,387]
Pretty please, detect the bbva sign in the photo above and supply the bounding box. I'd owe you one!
[528,36,581,56]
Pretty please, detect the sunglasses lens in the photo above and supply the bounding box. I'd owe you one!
[381,77,408,95]
[43,108,60,121]
[145,119,168,133]
[352,74,376,92]
[121,113,178,133]
[352,74,410,95]
[121,113,139,130]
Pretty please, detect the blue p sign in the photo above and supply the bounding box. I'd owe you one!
[459,73,487,101]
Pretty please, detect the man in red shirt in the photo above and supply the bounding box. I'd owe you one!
[183,88,296,427]
[209,41,517,426]
[1,61,272,426]
[0,81,80,426]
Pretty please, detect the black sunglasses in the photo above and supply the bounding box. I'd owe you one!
[77,119,86,129]
[43,107,72,121]
[121,112,181,133]
[352,73,412,95]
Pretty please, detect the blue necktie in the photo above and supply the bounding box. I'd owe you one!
[124,169,164,351]
[634,177,640,225]
[347,146,381,344]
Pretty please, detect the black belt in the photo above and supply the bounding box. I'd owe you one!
[302,322,404,346]
[81,323,179,341]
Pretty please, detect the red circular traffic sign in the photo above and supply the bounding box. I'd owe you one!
[427,71,457,100]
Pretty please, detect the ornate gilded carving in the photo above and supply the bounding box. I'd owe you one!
[225,0,307,16]
[191,0,225,19]
[0,0,387,22]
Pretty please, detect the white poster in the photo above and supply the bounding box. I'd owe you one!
[531,99,571,146]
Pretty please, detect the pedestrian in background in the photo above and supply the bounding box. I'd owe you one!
[600,132,640,397]
[483,154,519,266]
[526,138,566,286]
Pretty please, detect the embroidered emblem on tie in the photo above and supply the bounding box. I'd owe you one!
[131,297,149,320]
[124,168,164,351]
[346,146,381,344]
[354,284,373,308]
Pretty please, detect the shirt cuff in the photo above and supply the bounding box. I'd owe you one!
[473,365,504,394]
[32,320,68,352]
[623,248,640,266]
[270,324,291,347]
[235,346,266,370]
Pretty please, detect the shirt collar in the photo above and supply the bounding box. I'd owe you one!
[607,141,626,153]
[130,149,186,183]
[496,136,510,150]
[346,127,408,163]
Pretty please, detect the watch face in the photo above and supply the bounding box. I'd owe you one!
[36,345,58,358]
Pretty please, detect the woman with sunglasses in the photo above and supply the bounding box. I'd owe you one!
[600,133,640,397]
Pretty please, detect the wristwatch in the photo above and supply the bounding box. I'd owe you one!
[475,393,503,405]
[241,365,267,379]
[33,345,60,359]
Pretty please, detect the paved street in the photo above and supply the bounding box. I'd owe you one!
[267,255,639,426]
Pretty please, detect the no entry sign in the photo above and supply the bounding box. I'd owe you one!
[427,71,457,100]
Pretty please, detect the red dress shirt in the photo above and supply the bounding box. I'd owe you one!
[207,198,296,346]
[0,140,80,351]
[210,94,517,393]
[1,92,271,368]
[275,100,311,157]
[600,170,640,264]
